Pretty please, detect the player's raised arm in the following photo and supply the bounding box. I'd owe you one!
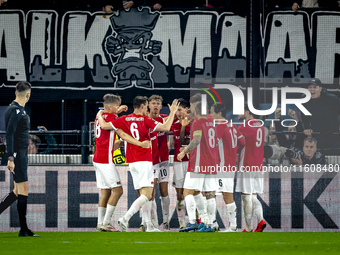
[155,99,179,132]
[116,129,150,148]
[97,110,114,130]
[97,110,150,148]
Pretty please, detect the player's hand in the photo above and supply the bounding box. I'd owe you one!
[117,105,128,114]
[180,114,190,127]
[275,108,281,119]
[7,161,14,173]
[177,151,185,162]
[97,110,104,119]
[304,129,313,137]
[141,140,151,149]
[179,145,189,159]
[179,145,187,153]
[168,99,179,113]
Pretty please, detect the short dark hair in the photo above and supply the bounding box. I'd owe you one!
[178,98,189,108]
[304,137,317,147]
[16,81,31,93]
[148,95,163,102]
[195,101,208,116]
[211,102,227,116]
[190,93,202,104]
[244,104,253,116]
[103,94,121,106]
[133,96,148,109]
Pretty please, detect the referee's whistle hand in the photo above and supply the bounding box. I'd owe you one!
[7,161,15,172]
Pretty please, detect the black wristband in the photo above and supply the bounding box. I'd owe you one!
[8,156,14,162]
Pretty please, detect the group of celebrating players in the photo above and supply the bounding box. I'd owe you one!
[93,93,267,233]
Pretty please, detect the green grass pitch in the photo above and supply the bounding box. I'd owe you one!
[1,232,340,255]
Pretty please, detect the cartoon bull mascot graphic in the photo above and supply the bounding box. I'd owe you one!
[105,8,162,88]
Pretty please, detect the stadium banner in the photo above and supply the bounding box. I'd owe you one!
[0,165,339,232]
[0,8,340,102]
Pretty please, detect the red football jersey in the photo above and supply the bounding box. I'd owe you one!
[216,121,245,170]
[111,113,159,163]
[188,115,219,174]
[93,113,117,164]
[154,114,169,162]
[150,126,161,165]
[170,119,190,162]
[237,119,265,171]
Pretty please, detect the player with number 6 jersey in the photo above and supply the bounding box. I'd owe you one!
[236,105,266,233]
[96,96,179,232]
[93,94,150,232]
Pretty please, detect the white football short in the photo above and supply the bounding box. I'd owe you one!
[216,170,236,193]
[183,172,218,192]
[173,161,188,188]
[129,161,154,190]
[93,162,122,189]
[153,161,169,183]
[235,171,263,194]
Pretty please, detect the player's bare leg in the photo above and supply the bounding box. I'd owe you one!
[241,193,253,232]
[222,192,237,232]
[252,193,266,232]
[101,186,123,232]
[175,188,186,228]
[159,181,170,231]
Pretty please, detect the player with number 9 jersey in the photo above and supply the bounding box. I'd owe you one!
[237,119,264,171]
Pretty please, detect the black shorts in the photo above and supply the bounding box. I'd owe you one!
[13,148,28,183]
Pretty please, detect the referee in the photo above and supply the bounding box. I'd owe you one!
[0,82,39,237]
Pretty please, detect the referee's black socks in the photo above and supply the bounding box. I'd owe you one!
[17,194,28,231]
[0,191,17,214]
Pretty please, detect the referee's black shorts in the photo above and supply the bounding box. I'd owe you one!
[13,148,28,183]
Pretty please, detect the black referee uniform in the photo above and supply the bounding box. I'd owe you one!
[5,101,30,183]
